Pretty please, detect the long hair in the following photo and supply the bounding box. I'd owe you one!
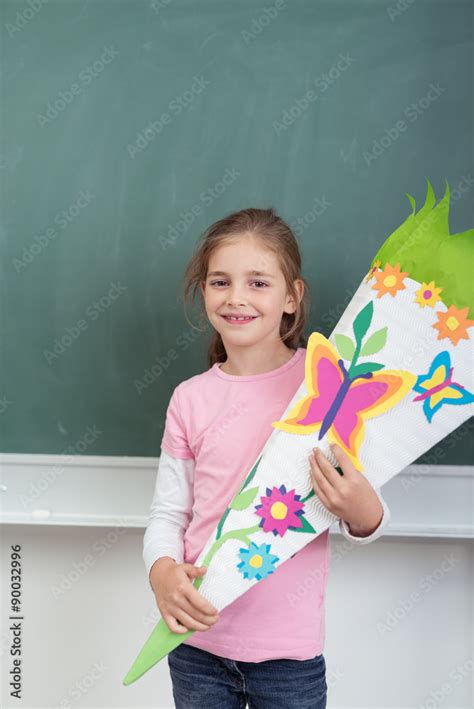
[182,207,311,368]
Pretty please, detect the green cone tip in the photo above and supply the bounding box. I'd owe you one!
[371,178,473,315]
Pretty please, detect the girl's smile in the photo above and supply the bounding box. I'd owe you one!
[220,314,259,325]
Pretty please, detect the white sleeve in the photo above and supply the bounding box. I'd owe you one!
[338,485,391,544]
[143,449,195,579]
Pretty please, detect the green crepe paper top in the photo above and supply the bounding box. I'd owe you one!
[371,178,474,316]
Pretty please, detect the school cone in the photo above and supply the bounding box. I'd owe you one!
[123,178,473,685]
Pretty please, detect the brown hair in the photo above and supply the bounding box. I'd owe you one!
[182,207,310,368]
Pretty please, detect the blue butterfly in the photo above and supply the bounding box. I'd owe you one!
[412,351,474,423]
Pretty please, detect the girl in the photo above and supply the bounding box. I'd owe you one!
[143,207,391,708]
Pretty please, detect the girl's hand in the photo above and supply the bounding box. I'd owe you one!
[150,557,220,634]
[309,443,383,537]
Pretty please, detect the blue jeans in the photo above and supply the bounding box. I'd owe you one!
[167,642,327,708]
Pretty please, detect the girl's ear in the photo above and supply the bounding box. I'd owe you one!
[285,279,304,313]
[285,295,297,314]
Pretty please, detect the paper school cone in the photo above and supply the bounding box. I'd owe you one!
[123,179,473,685]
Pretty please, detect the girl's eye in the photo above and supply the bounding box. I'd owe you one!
[209,280,268,288]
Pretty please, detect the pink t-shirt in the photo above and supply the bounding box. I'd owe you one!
[160,347,330,662]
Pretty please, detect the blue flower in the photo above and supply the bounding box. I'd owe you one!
[236,541,280,581]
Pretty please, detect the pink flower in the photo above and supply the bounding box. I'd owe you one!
[254,484,305,537]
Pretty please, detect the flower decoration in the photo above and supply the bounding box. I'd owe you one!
[365,259,381,283]
[254,485,305,536]
[236,542,279,581]
[371,262,409,298]
[414,280,443,309]
[432,305,474,346]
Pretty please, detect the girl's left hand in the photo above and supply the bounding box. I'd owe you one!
[309,443,383,537]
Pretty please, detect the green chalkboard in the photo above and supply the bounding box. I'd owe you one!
[1,0,472,463]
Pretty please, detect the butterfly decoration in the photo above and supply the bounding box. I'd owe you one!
[412,350,474,423]
[272,301,416,471]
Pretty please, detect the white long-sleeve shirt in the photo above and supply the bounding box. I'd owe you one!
[143,450,391,579]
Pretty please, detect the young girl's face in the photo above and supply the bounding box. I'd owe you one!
[200,232,298,348]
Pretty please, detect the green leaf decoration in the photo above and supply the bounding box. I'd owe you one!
[360,327,388,356]
[290,516,316,534]
[352,301,373,344]
[350,362,385,377]
[239,455,263,493]
[335,334,356,360]
[229,486,259,511]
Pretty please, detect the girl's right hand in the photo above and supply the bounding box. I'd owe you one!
[150,557,220,634]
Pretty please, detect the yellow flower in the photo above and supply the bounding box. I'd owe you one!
[371,262,408,298]
[414,280,443,308]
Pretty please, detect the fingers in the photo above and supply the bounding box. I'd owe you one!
[184,582,219,617]
[312,448,344,487]
[173,606,217,633]
[175,593,220,627]
[164,614,191,634]
[163,593,219,634]
[164,611,209,634]
[165,594,219,633]
[162,564,220,634]
[309,454,332,506]
[309,450,338,495]
[330,442,357,476]
[182,565,219,616]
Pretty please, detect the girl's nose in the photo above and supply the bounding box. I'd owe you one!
[227,288,246,305]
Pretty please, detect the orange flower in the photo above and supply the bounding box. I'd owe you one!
[414,280,443,309]
[364,259,381,283]
[433,305,474,346]
[371,262,408,298]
